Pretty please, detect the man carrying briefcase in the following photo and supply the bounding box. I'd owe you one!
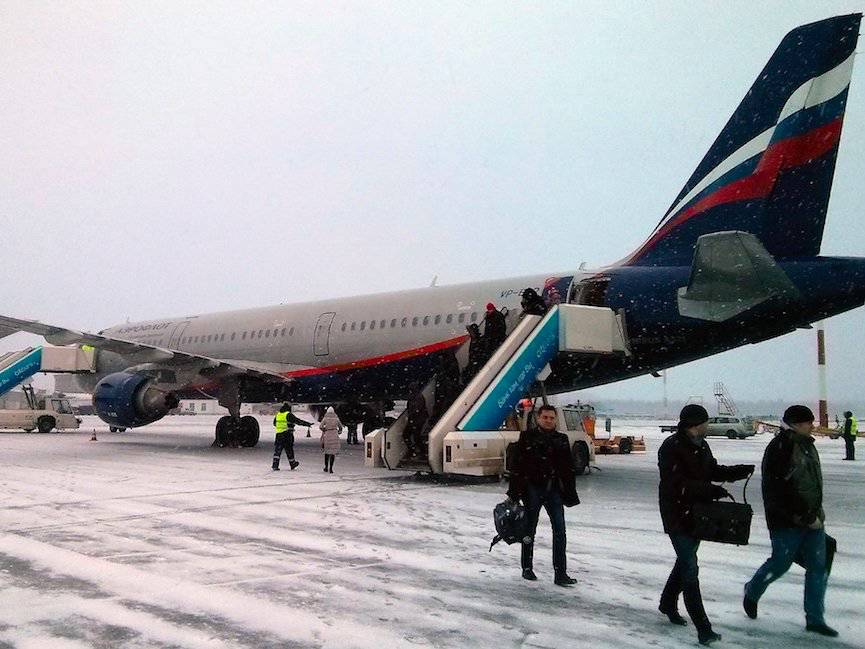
[657,404,754,646]
[743,405,839,638]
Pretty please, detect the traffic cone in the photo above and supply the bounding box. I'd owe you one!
[90,430,98,441]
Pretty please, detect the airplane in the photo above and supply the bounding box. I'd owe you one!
[1,14,863,448]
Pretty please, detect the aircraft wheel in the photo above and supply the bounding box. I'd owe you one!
[572,441,590,475]
[215,416,232,447]
[37,416,55,434]
[619,438,632,454]
[239,416,260,447]
[23,428,34,433]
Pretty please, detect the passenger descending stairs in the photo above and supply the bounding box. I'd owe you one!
[0,347,44,398]
[381,304,629,473]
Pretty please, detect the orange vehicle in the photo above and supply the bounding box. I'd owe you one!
[565,403,646,454]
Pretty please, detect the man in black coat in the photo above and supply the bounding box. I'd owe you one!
[507,404,579,586]
[743,405,838,637]
[482,303,507,355]
[657,404,753,646]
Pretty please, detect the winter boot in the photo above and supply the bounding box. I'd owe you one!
[698,629,721,646]
[289,460,299,470]
[554,572,577,587]
[658,604,687,626]
[743,594,758,619]
[806,623,839,637]
[272,465,280,471]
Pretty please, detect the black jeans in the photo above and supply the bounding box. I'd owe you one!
[272,431,295,467]
[661,533,711,632]
[521,481,567,574]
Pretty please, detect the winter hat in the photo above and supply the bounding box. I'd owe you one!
[678,404,709,427]
[486,302,495,311]
[783,405,814,425]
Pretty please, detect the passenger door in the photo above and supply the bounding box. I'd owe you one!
[313,312,336,357]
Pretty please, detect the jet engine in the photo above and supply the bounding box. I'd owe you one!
[92,372,180,428]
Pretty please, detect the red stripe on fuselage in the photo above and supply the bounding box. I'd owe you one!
[625,117,843,265]
[281,335,469,378]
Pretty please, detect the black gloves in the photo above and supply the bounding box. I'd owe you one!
[711,485,731,500]
[735,464,755,480]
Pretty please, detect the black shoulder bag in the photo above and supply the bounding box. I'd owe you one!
[692,474,753,545]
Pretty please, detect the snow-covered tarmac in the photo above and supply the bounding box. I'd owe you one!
[0,415,862,648]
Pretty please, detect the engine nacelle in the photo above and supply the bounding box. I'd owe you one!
[92,371,179,428]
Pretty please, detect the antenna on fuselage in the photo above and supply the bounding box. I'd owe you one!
[430,275,438,287]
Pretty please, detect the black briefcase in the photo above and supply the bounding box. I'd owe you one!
[691,477,753,546]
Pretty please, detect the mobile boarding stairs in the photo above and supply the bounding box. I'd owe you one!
[364,304,629,476]
[0,346,95,398]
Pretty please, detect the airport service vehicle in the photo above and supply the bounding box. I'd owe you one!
[0,15,863,455]
[705,416,754,439]
[0,386,81,433]
[570,404,646,455]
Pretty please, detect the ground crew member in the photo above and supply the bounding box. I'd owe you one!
[842,410,857,460]
[744,405,838,638]
[272,403,312,471]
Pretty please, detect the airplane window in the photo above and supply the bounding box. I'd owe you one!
[423,316,430,326]
[207,335,212,342]
[341,323,347,332]
[471,312,478,322]
[412,317,419,327]
[458,313,465,324]
[265,330,270,338]
[242,332,247,340]
[446,314,453,324]
[273,328,279,337]
[221,333,226,341]
[289,327,294,336]
[231,333,235,341]
[360,321,366,331]
[401,317,408,327]
[258,329,264,338]
[281,328,286,337]
[370,320,376,330]
[390,319,396,328]
[351,322,356,331]
[434,315,441,325]
[380,319,386,329]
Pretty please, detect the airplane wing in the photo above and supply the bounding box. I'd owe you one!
[0,314,309,382]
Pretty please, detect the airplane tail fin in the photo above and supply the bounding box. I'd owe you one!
[625,14,861,267]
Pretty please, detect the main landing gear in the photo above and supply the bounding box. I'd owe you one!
[214,415,260,447]
[212,380,261,448]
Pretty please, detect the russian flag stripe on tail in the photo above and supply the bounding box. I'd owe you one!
[624,14,861,267]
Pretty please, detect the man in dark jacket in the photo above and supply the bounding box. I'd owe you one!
[657,404,753,645]
[743,405,838,637]
[520,288,547,317]
[482,303,507,355]
[842,410,856,460]
[507,404,579,586]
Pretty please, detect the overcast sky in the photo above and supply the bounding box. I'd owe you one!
[2,1,864,409]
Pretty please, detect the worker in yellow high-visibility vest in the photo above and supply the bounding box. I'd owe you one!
[272,403,312,470]
[843,411,857,461]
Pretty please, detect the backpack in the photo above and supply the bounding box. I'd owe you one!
[489,499,529,551]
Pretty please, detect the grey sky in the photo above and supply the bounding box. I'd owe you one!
[2,1,864,409]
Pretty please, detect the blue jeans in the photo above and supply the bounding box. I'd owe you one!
[745,527,828,625]
[660,533,711,632]
[521,481,567,574]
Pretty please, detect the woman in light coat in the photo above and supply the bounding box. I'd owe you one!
[320,407,343,473]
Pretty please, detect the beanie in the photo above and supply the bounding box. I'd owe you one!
[783,404,814,425]
[678,404,709,427]
[486,303,495,311]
